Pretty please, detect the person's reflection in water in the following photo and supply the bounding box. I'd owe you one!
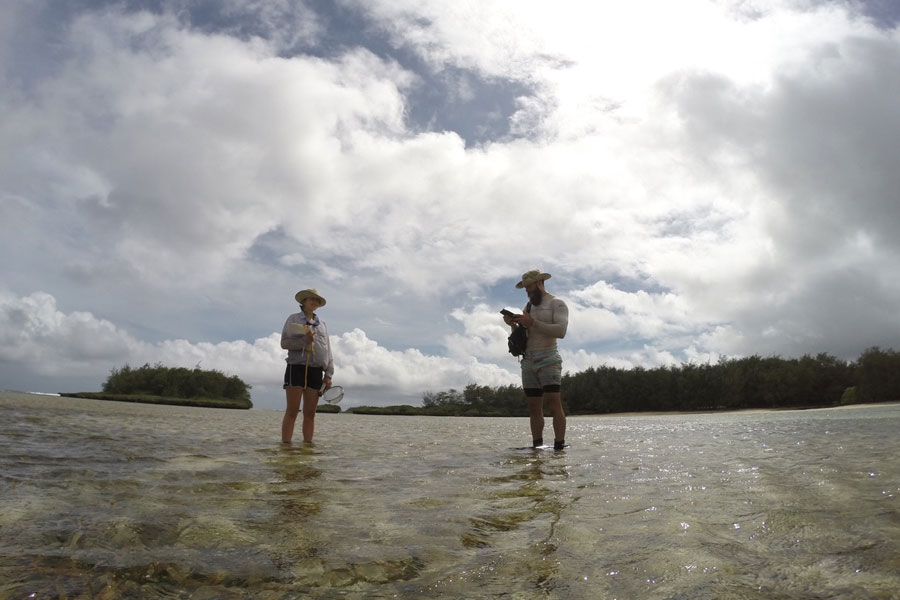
[463,451,572,592]
[267,445,324,521]
[463,451,570,549]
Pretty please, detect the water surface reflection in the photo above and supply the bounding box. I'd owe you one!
[1,393,898,599]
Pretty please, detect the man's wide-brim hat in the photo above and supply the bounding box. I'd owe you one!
[295,288,326,306]
[516,270,551,289]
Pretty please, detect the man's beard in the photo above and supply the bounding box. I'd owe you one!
[528,288,543,306]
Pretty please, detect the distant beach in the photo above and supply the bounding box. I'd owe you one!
[57,391,252,409]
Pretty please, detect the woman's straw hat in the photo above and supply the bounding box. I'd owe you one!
[295,288,326,306]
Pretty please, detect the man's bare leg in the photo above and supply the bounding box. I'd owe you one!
[527,396,545,445]
[545,391,566,447]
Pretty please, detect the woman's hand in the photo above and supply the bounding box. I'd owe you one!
[290,322,316,341]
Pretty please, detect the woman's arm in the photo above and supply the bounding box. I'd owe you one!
[280,316,308,350]
[322,323,334,379]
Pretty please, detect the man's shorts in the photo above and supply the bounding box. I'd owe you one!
[521,348,562,397]
[284,364,324,390]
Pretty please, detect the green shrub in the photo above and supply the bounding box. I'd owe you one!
[102,363,251,402]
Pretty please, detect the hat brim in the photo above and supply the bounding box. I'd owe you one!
[515,273,551,288]
[295,291,326,306]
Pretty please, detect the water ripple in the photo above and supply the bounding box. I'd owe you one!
[2,393,899,598]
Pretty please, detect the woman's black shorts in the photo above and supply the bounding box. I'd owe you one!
[283,364,324,390]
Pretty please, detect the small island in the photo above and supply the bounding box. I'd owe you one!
[62,363,253,409]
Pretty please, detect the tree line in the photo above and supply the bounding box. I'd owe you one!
[350,347,900,417]
[101,363,252,404]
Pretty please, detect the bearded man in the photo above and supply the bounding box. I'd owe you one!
[503,270,569,449]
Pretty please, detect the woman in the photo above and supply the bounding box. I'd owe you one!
[281,288,334,443]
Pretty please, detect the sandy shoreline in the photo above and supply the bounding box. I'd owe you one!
[579,401,900,418]
[1,390,251,409]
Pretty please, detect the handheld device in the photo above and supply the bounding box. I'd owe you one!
[500,309,517,318]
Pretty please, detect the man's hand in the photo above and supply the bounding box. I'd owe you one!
[517,313,535,327]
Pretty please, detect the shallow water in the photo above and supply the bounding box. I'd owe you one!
[1,392,898,599]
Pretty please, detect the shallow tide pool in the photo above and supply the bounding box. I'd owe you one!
[1,392,898,599]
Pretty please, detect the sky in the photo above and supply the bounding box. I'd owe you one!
[2,0,900,411]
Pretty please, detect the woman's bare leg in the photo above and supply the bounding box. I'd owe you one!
[282,387,302,443]
[301,387,320,443]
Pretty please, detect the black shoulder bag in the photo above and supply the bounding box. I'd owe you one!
[507,302,531,357]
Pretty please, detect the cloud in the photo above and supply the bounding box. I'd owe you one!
[2,8,418,288]
[0,290,280,386]
[357,1,554,80]
[2,1,900,410]
[653,18,900,357]
[215,0,325,51]
[333,327,518,402]
[0,291,517,409]
[0,292,136,372]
